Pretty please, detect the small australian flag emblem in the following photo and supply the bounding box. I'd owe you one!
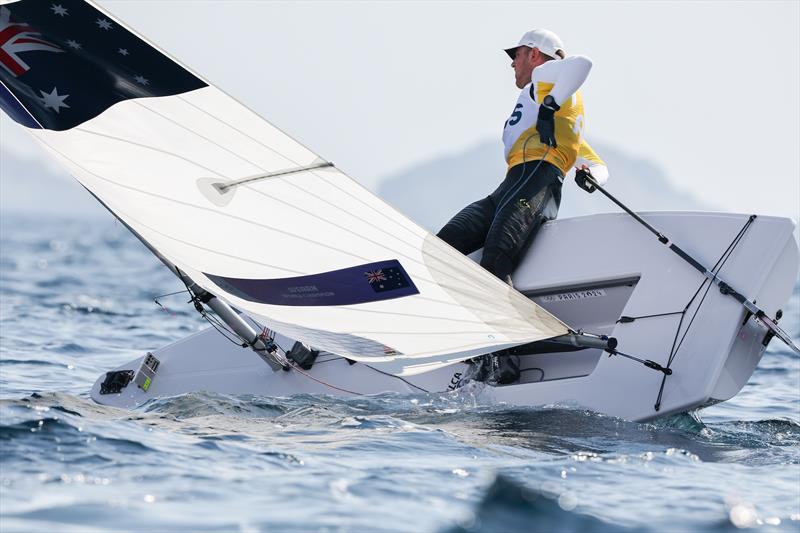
[364,266,410,293]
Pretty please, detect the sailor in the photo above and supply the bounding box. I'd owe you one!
[438,29,609,384]
[437,29,609,286]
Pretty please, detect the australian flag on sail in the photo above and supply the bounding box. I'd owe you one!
[364,266,412,294]
[0,0,206,131]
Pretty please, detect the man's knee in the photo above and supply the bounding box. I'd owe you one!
[437,197,494,254]
[436,225,468,252]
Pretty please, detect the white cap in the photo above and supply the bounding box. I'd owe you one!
[504,29,564,59]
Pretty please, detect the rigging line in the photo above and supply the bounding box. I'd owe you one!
[286,362,364,395]
[616,311,684,324]
[609,349,672,375]
[153,288,191,317]
[650,260,728,408]
[153,289,190,300]
[653,215,755,410]
[204,311,236,336]
[616,222,749,328]
[655,214,756,370]
[306,357,345,365]
[174,268,248,348]
[263,333,365,395]
[671,215,756,324]
[204,314,248,347]
[676,225,746,315]
[666,219,751,368]
[653,281,715,410]
[667,276,717,369]
[363,364,430,393]
[709,216,756,273]
[660,275,720,371]
[667,215,755,366]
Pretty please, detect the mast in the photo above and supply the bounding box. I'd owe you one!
[87,190,285,371]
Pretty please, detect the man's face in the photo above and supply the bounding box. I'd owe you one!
[510,46,535,89]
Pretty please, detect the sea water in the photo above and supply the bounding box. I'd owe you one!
[1,213,798,532]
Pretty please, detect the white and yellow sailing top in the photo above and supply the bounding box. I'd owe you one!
[502,55,608,184]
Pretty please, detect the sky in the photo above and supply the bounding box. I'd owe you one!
[1,0,799,221]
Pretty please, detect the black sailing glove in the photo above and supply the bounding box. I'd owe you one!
[536,94,560,148]
[574,167,596,193]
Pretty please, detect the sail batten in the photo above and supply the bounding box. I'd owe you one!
[1,0,570,372]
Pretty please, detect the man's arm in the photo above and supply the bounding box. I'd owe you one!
[576,139,608,183]
[574,139,609,192]
[531,56,593,147]
[532,55,593,106]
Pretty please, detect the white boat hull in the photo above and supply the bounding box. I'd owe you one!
[91,211,798,421]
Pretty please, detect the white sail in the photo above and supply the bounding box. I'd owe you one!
[0,0,568,372]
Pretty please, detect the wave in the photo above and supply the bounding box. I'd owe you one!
[444,475,632,533]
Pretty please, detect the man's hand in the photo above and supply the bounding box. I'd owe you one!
[536,94,560,147]
[574,165,596,193]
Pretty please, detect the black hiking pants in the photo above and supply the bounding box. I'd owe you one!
[437,160,563,281]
